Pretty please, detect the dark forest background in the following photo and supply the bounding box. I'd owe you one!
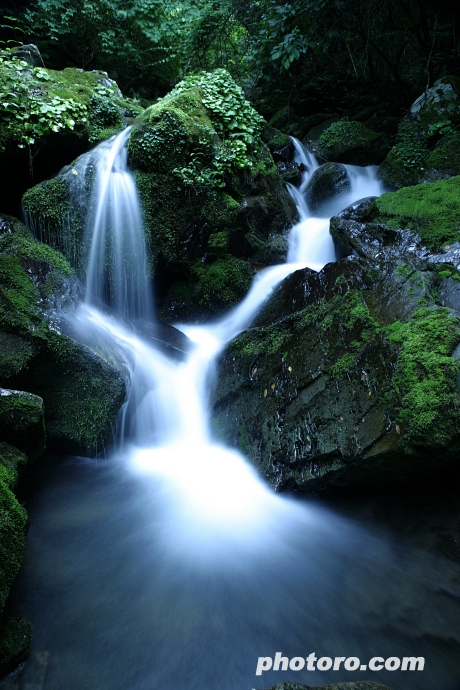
[1,0,460,120]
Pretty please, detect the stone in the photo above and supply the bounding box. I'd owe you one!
[305,163,350,211]
[212,257,460,491]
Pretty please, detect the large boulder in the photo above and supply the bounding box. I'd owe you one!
[127,70,297,321]
[0,216,126,455]
[0,49,143,217]
[212,256,460,492]
[0,443,33,676]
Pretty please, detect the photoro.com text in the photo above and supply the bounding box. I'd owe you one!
[255,652,425,675]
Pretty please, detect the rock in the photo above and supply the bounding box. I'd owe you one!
[8,44,44,67]
[305,163,350,211]
[410,75,460,124]
[0,217,127,455]
[0,58,143,218]
[0,389,45,461]
[331,177,460,261]
[0,443,32,675]
[304,116,342,145]
[379,77,460,189]
[212,257,460,492]
[311,120,390,166]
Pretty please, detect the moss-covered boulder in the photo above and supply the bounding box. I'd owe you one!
[128,69,296,321]
[0,443,33,676]
[0,50,143,217]
[0,216,126,455]
[212,257,460,491]
[311,120,390,165]
[331,178,460,264]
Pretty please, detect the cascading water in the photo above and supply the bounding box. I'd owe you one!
[10,134,460,690]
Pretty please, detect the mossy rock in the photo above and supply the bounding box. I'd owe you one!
[24,70,296,322]
[378,120,429,189]
[315,120,390,165]
[0,389,45,461]
[0,443,32,675]
[369,177,460,252]
[424,131,460,179]
[212,258,460,491]
[410,75,460,125]
[0,217,126,455]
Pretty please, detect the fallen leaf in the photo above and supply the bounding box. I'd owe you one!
[270,383,275,390]
[263,389,267,397]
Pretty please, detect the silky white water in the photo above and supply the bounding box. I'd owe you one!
[13,133,460,690]
[70,134,389,558]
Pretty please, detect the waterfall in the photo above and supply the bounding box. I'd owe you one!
[72,132,387,555]
[17,132,459,690]
[84,127,153,320]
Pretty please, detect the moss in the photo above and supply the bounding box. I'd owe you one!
[0,616,33,675]
[22,175,86,273]
[191,256,254,311]
[0,231,73,276]
[30,332,126,455]
[260,124,291,153]
[319,119,380,151]
[201,192,241,227]
[0,444,32,675]
[369,176,460,251]
[385,308,460,450]
[0,390,46,461]
[425,131,460,175]
[0,255,46,336]
[379,121,430,188]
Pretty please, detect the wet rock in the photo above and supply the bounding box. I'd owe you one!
[305,163,350,211]
[8,44,44,67]
[0,217,127,455]
[331,177,460,263]
[212,257,460,492]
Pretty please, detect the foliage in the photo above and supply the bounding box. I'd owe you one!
[0,54,87,150]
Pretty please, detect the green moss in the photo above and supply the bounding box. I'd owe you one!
[0,390,46,460]
[0,444,32,675]
[33,333,126,454]
[0,616,33,675]
[207,231,229,254]
[0,232,73,276]
[370,176,460,251]
[425,131,460,175]
[0,255,46,336]
[201,192,240,227]
[379,121,429,188]
[385,308,460,449]
[319,119,381,157]
[191,256,254,311]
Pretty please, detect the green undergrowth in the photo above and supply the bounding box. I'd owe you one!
[318,119,381,156]
[369,176,460,251]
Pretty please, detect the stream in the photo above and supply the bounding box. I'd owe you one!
[4,131,460,690]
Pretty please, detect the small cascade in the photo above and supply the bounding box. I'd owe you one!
[84,128,153,320]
